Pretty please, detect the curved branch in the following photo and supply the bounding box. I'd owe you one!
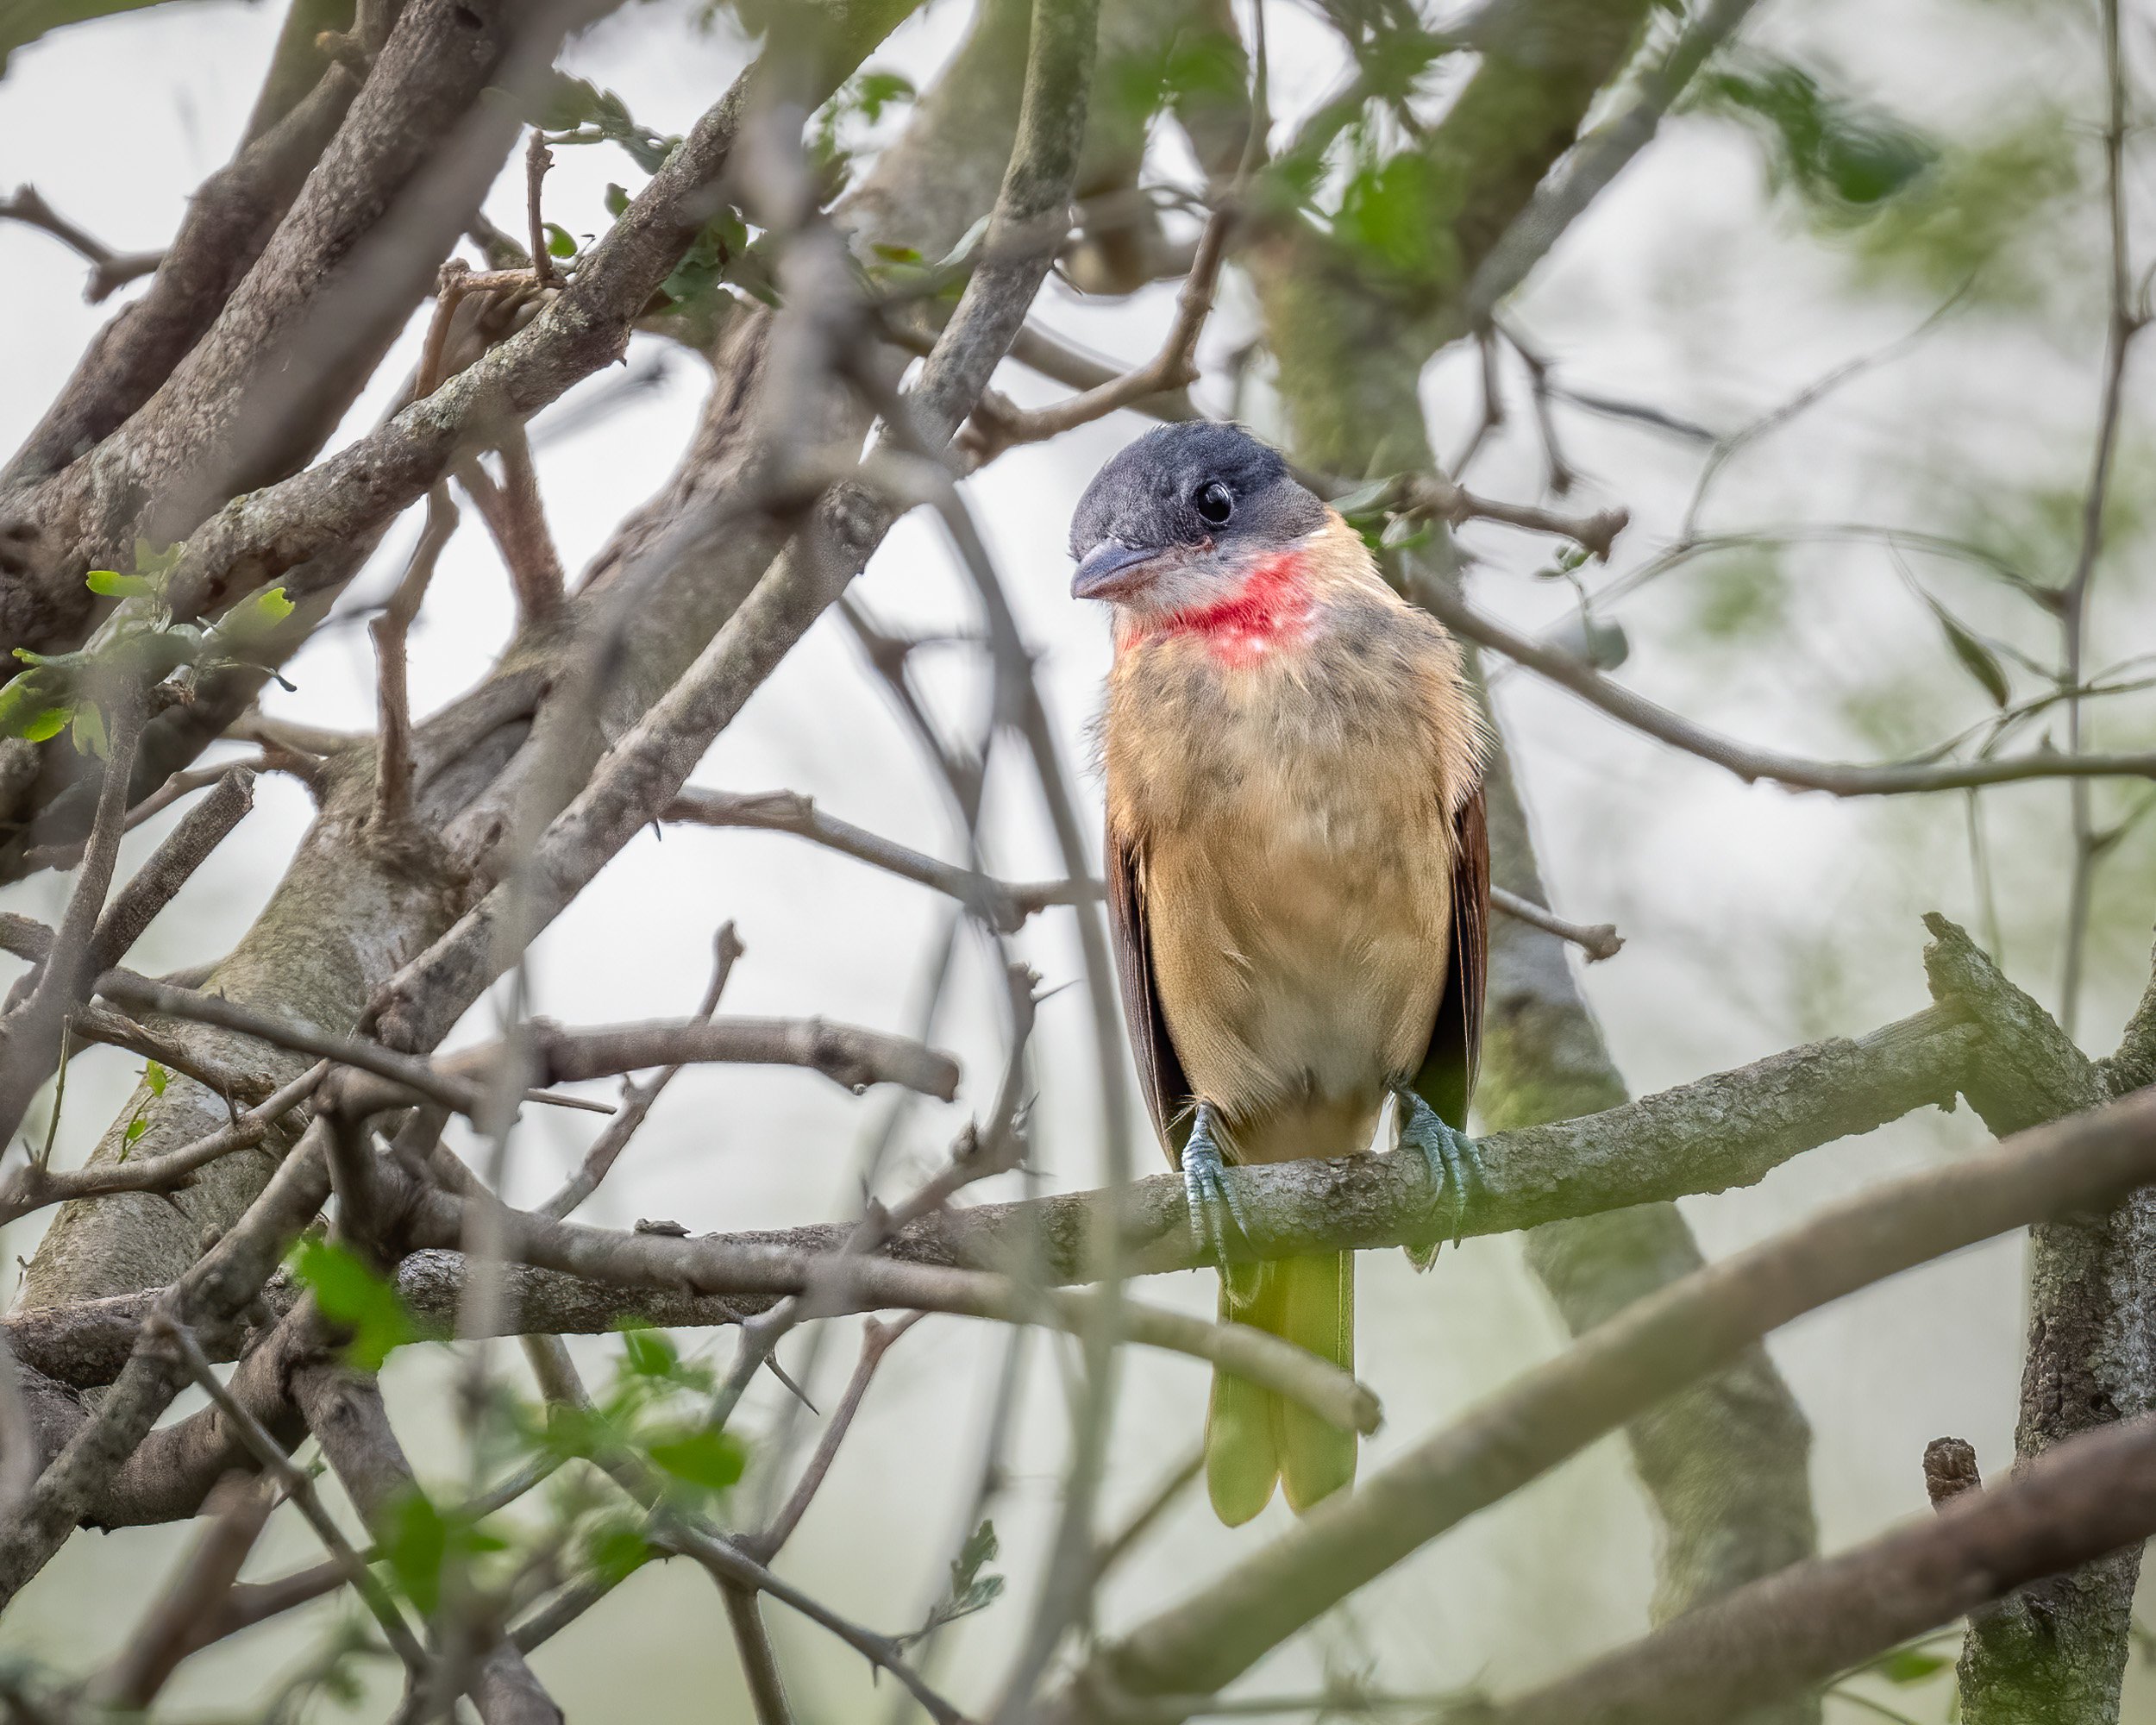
[1417,574,2156,796]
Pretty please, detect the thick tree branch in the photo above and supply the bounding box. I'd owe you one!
[1054,1085,2156,1720]
[1477,1411,2156,1725]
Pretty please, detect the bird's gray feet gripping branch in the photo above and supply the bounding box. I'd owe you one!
[1394,1087,1485,1257]
[1180,1102,1263,1296]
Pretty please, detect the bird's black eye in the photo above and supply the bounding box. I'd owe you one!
[1194,480,1233,525]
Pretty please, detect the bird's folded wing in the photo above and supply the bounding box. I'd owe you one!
[1411,781,1489,1130]
[1106,820,1195,1164]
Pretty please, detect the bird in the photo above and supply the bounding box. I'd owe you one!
[1069,420,1489,1527]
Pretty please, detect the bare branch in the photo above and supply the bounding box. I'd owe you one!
[0,185,164,304]
[387,1195,1380,1438]
[1413,571,2156,797]
[1464,0,1767,321]
[151,1314,427,1673]
[1923,1437,1982,1510]
[0,699,146,1144]
[666,787,1093,932]
[962,176,1235,461]
[536,921,743,1220]
[524,129,557,291]
[457,424,565,622]
[89,766,255,974]
[1395,471,1630,561]
[88,1472,276,1711]
[0,1061,324,1230]
[751,1312,924,1562]
[458,1013,962,1101]
[1489,885,1623,963]
[1472,1413,2156,1725]
[372,485,460,832]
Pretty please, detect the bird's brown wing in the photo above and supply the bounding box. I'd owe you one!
[1410,781,1489,1130]
[1106,820,1194,1163]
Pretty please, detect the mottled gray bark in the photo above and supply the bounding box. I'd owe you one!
[1933,913,2154,1725]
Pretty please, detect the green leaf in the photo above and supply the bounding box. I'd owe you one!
[1697,53,1934,220]
[644,1427,745,1493]
[133,539,182,582]
[123,1113,148,1145]
[1334,148,1459,287]
[898,1519,1004,1649]
[605,182,631,218]
[619,1327,679,1378]
[379,1488,451,1615]
[584,1516,653,1586]
[69,701,107,760]
[1877,1648,1950,1684]
[85,569,154,599]
[291,1239,417,1371]
[144,1060,167,1098]
[206,584,297,658]
[1922,594,2012,706]
[544,221,579,259]
[851,70,915,124]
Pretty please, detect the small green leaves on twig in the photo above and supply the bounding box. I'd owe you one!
[291,1239,418,1373]
[894,1519,1005,1653]
[0,559,298,750]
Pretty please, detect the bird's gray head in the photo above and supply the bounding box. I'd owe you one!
[1068,423,1327,614]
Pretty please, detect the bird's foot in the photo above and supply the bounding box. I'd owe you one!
[1395,1090,1484,1256]
[1181,1106,1259,1298]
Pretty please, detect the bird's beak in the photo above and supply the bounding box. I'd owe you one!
[1071,538,1158,602]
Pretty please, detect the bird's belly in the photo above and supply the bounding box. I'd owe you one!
[1145,789,1452,1143]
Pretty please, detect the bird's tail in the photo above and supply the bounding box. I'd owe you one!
[1205,1251,1356,1525]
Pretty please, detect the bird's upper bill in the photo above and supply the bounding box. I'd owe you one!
[1067,423,1329,620]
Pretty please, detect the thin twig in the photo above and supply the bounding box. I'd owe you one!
[0,184,164,302]
[1489,885,1623,962]
[372,485,461,832]
[1414,572,2156,798]
[0,1061,325,1229]
[1395,471,1628,561]
[525,129,556,290]
[2058,0,2140,1040]
[666,787,1092,932]
[89,767,256,975]
[536,921,743,1220]
[751,1312,925,1562]
[0,699,147,1145]
[963,185,1236,462]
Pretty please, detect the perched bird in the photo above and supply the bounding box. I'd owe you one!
[1070,422,1489,1526]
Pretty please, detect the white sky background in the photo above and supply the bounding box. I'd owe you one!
[1,0,2152,1719]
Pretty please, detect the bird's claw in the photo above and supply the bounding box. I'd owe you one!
[1180,1107,1256,1287]
[1395,1090,1484,1251]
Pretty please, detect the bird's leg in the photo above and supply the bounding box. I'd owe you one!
[1180,1103,1258,1292]
[1394,1088,1485,1251]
